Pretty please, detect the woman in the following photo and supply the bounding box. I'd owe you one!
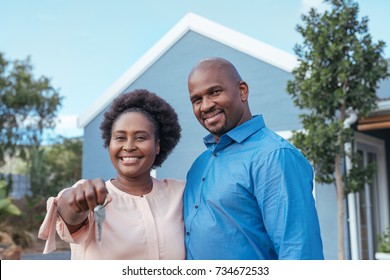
[38,89,184,259]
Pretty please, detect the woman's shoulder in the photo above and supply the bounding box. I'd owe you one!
[153,177,185,190]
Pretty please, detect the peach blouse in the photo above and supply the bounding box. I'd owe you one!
[38,178,185,260]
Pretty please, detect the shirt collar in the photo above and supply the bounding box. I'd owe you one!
[203,115,265,148]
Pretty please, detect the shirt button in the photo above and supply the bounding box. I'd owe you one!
[186,232,190,236]
[213,153,218,157]
[202,177,205,181]
[195,205,198,209]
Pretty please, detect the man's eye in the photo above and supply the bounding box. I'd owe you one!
[192,98,201,104]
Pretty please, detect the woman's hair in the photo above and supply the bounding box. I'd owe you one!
[100,89,181,167]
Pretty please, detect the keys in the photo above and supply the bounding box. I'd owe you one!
[94,199,109,242]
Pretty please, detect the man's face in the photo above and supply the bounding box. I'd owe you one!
[188,63,248,139]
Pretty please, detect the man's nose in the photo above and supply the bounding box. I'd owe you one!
[200,97,214,112]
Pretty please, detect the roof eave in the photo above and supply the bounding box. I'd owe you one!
[77,13,298,128]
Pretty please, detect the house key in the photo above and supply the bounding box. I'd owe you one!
[94,199,109,241]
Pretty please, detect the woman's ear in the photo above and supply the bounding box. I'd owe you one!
[156,139,160,155]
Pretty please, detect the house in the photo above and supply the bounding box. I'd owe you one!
[78,13,390,260]
[1,173,31,199]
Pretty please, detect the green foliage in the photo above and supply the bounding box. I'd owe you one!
[22,196,48,232]
[0,179,21,218]
[1,173,14,199]
[0,52,63,167]
[290,114,349,184]
[377,226,390,253]
[44,136,82,189]
[0,136,82,240]
[0,51,70,249]
[287,0,388,193]
[29,146,50,198]
[17,136,83,233]
[29,136,82,198]
[345,153,376,193]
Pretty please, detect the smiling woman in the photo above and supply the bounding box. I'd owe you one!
[38,89,184,260]
[108,111,161,195]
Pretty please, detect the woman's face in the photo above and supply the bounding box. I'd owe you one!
[109,111,160,180]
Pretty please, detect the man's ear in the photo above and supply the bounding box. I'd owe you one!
[238,81,249,102]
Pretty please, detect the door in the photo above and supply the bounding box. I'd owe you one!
[355,132,389,259]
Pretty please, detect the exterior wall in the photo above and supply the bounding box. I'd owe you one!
[82,113,115,181]
[377,77,390,99]
[82,30,339,259]
[376,59,390,99]
[315,184,339,259]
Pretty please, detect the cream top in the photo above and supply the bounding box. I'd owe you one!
[38,178,185,260]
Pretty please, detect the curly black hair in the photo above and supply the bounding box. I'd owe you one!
[100,89,181,168]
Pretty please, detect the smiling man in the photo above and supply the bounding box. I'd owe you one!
[183,57,324,260]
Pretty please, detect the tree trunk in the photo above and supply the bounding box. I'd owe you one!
[335,154,345,260]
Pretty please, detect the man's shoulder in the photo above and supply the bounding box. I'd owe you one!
[245,127,311,163]
[246,126,292,150]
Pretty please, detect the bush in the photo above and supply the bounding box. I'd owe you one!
[0,180,21,218]
[377,226,390,253]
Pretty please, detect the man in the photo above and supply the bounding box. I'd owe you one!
[183,57,324,260]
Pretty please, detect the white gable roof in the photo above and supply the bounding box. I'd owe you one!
[78,12,299,128]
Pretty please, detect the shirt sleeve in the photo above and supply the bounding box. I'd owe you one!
[255,147,324,259]
[38,179,92,254]
[38,196,60,254]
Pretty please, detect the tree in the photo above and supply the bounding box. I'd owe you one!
[286,0,389,259]
[45,136,82,192]
[0,179,21,218]
[29,136,82,198]
[0,52,62,170]
[21,136,82,232]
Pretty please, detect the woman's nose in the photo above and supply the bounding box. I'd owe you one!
[122,140,135,151]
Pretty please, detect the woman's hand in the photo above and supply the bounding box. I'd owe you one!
[57,178,111,233]
[64,178,110,213]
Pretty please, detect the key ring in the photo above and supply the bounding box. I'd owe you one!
[94,194,112,211]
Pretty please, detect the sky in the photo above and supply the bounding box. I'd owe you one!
[1,0,389,139]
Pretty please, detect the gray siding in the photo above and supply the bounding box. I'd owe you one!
[82,112,116,181]
[315,184,339,260]
[376,58,390,100]
[377,76,390,100]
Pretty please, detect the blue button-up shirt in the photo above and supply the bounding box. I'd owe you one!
[184,115,324,259]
